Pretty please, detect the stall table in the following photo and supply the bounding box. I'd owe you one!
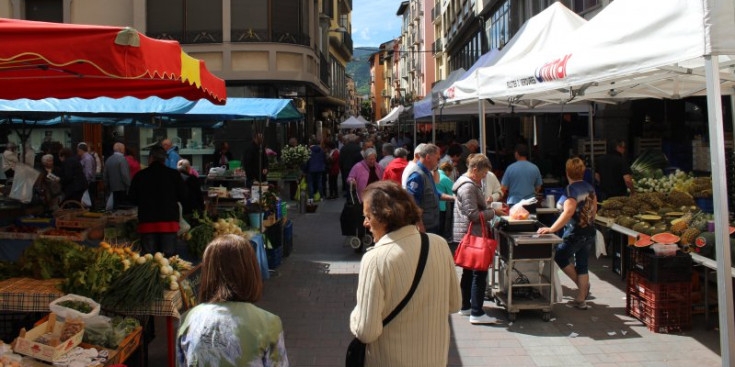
[690,253,735,327]
[0,277,182,367]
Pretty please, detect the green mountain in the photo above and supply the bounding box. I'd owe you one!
[347,47,378,97]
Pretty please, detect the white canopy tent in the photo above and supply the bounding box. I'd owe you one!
[377,105,404,126]
[356,115,371,125]
[473,0,735,363]
[338,115,366,129]
[437,2,588,151]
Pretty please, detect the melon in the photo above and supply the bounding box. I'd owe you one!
[634,235,653,247]
[639,214,662,223]
[650,232,680,244]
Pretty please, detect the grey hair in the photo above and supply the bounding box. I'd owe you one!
[413,143,427,157]
[41,154,54,163]
[467,153,492,171]
[416,143,439,158]
[394,147,409,159]
[381,143,394,155]
[363,148,377,158]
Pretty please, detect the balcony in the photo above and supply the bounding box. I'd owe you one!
[230,29,310,46]
[432,39,443,54]
[432,6,442,22]
[329,31,353,58]
[319,51,330,86]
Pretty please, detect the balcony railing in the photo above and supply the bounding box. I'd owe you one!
[319,51,330,86]
[432,39,443,54]
[343,32,353,55]
[149,30,223,44]
[230,29,310,46]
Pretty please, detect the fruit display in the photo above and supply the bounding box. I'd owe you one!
[597,185,726,253]
[187,211,251,259]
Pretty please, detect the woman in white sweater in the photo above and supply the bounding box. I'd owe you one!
[350,180,461,366]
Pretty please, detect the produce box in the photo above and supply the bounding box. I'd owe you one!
[106,208,137,224]
[55,212,106,229]
[0,225,40,240]
[38,227,87,242]
[16,217,54,228]
[630,247,692,283]
[14,314,84,362]
[80,326,142,366]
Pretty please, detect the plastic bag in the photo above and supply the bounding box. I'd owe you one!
[595,229,607,258]
[81,189,92,207]
[83,315,139,348]
[49,294,101,320]
[9,163,40,203]
[177,202,190,236]
[509,197,537,220]
[105,194,114,211]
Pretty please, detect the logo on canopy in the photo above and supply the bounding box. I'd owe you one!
[444,87,455,99]
[535,54,572,83]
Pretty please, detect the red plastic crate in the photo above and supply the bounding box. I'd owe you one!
[628,271,692,305]
[627,292,691,333]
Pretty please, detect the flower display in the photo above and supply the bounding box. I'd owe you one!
[281,145,310,169]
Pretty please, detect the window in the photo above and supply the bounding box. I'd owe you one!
[232,0,268,42]
[489,0,510,51]
[25,0,62,22]
[147,0,222,43]
[231,0,309,45]
[573,0,600,13]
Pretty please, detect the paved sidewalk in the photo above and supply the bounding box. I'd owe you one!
[155,196,723,366]
[259,197,723,366]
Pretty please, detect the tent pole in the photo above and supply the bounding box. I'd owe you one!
[413,118,416,148]
[432,109,436,144]
[478,100,486,155]
[588,102,595,173]
[730,93,735,149]
[704,55,735,367]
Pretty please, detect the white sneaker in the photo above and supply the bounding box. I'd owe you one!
[469,314,501,325]
[458,309,471,316]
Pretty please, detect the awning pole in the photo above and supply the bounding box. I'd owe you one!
[704,55,735,367]
[432,109,436,144]
[478,100,486,155]
[730,93,735,149]
[588,102,595,173]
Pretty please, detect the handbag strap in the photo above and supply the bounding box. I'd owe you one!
[382,232,430,326]
[467,213,488,238]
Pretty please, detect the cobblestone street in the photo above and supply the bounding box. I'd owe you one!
[255,198,723,367]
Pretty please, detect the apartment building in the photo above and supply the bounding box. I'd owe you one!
[0,0,352,146]
[395,0,435,104]
[440,0,609,73]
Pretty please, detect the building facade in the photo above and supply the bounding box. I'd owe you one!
[395,0,435,105]
[0,0,352,143]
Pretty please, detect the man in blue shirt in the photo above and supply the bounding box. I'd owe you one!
[404,144,454,234]
[162,139,181,170]
[501,144,542,212]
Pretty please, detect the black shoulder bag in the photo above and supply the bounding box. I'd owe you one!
[345,232,430,367]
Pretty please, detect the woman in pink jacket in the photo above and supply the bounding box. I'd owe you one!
[347,148,384,202]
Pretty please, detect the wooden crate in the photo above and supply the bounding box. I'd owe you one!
[38,227,88,242]
[634,137,662,153]
[55,212,106,229]
[80,326,143,366]
[577,139,607,157]
[14,314,84,362]
[0,226,40,240]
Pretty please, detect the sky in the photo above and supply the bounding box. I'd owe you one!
[352,0,403,48]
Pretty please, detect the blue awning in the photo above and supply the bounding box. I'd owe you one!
[0,97,302,122]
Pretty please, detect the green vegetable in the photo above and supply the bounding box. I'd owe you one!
[62,247,124,300]
[631,150,669,180]
[58,300,93,314]
[102,259,165,311]
[17,239,89,279]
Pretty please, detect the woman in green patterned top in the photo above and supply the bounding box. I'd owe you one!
[177,234,289,366]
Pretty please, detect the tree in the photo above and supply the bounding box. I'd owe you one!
[360,101,373,122]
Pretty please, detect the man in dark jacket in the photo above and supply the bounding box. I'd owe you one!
[339,134,363,195]
[243,133,268,187]
[58,148,87,203]
[128,146,187,257]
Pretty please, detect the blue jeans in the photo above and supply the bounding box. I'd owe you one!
[306,172,323,199]
[460,268,488,316]
[555,233,594,275]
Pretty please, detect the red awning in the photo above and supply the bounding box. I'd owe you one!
[0,18,226,104]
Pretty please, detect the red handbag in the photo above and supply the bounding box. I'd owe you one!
[454,213,497,271]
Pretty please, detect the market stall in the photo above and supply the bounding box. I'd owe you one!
[453,0,735,360]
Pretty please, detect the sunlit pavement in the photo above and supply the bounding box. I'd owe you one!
[152,196,723,367]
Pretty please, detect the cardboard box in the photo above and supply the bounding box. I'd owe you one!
[14,314,84,362]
